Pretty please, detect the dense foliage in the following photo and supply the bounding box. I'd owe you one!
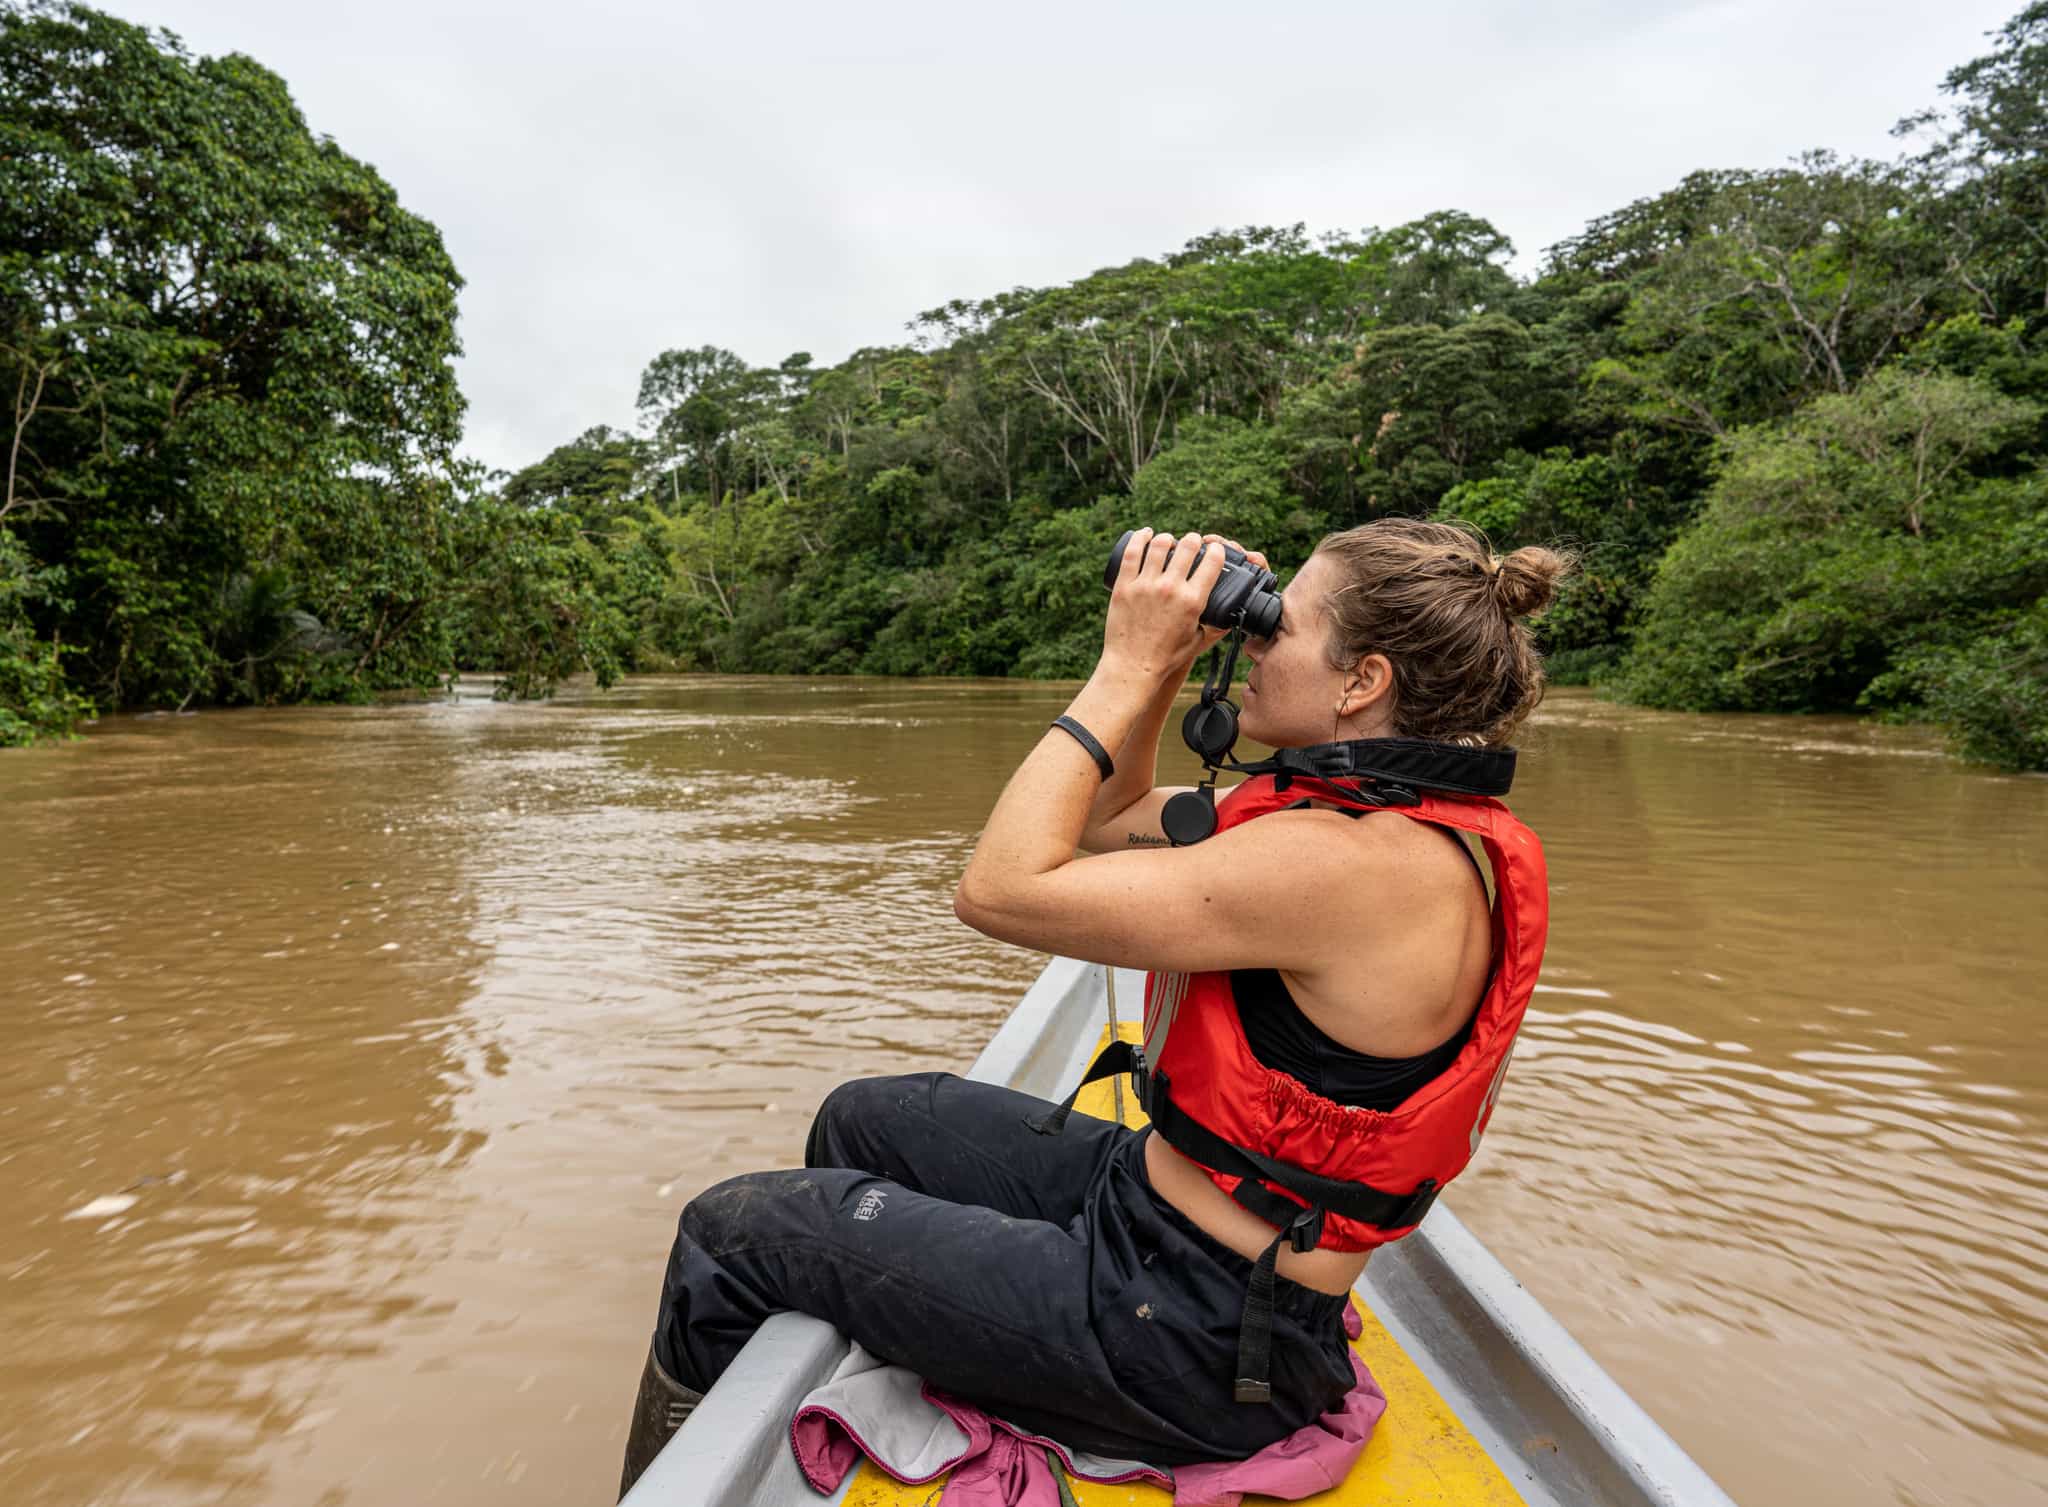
[5,2,2047,768]
[0,1,616,739]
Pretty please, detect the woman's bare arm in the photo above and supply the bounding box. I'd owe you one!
[956,527,1384,976]
[960,801,1388,975]
[1078,784,1198,853]
[1077,661,1195,853]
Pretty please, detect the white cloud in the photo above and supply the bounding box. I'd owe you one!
[120,0,2020,474]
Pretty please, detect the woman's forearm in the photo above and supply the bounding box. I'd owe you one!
[959,657,1167,911]
[958,526,1224,923]
[1086,656,1194,826]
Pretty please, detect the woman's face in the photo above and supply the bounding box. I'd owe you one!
[1239,551,1360,749]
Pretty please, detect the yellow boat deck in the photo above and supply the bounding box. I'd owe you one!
[840,1023,1528,1506]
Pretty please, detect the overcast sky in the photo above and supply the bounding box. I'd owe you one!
[117,0,2021,477]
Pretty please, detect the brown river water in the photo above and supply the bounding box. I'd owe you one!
[1,677,2044,1507]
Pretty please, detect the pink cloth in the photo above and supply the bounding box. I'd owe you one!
[791,1302,1385,1507]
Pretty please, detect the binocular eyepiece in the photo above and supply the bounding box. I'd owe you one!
[1103,530,1283,640]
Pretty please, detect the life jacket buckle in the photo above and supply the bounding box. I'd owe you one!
[1393,1178,1440,1227]
[1285,1204,1324,1254]
[1233,1378,1273,1404]
[1128,1053,1151,1117]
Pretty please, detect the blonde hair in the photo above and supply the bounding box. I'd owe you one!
[1313,518,1575,748]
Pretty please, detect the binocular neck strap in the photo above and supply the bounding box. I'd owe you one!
[1201,632,1244,710]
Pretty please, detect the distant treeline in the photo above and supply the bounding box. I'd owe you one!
[4,1,2046,768]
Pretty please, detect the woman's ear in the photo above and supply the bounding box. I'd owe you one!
[1337,652,1395,721]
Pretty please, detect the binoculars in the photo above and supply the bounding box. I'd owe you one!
[1102,531,1282,640]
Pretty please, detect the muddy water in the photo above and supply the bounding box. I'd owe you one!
[0,679,2042,1507]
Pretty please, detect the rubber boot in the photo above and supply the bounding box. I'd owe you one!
[617,1341,704,1501]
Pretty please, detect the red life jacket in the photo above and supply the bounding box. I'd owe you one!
[1027,763,1548,1403]
[1139,772,1549,1254]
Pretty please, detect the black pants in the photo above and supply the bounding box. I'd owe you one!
[648,1072,1355,1465]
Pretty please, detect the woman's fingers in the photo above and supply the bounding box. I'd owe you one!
[1201,533,1270,572]
[1132,528,1197,581]
[1155,528,1187,577]
[1187,533,1227,602]
[1137,530,1277,583]
[1146,527,1168,572]
[1117,527,1155,585]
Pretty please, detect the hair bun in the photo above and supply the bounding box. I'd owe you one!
[1490,545,1571,618]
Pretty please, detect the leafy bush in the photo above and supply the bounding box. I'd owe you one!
[1611,367,2048,767]
[1616,370,2041,711]
[1889,597,2048,767]
[0,530,91,744]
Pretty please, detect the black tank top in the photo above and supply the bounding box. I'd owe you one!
[1231,811,1481,1113]
[1232,968,1473,1112]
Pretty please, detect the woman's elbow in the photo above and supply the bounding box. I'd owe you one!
[953,874,1027,942]
[953,873,999,935]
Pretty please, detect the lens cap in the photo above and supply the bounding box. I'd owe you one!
[1181,701,1239,763]
[1161,787,1218,846]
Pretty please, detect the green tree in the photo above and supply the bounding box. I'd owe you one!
[1127,416,1325,557]
[636,346,773,506]
[983,261,1193,491]
[1285,314,1555,517]
[447,493,633,697]
[1568,160,1954,439]
[1900,2,2048,328]
[1358,210,1521,328]
[1,0,466,715]
[1889,595,2048,766]
[0,526,88,742]
[1616,367,2043,720]
[502,426,650,517]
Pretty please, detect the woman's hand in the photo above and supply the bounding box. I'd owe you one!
[1102,528,1229,681]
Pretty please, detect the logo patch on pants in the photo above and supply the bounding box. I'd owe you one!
[852,1188,887,1222]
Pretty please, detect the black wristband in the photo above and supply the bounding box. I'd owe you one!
[1050,715,1115,781]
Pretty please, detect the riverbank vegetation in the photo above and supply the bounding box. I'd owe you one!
[4,1,2046,767]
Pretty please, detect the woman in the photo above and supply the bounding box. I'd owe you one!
[617,519,1569,1497]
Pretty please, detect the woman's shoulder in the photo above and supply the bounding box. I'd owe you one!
[1302,803,1489,933]
[1227,801,1466,935]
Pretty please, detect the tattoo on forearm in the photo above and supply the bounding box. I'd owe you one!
[1125,833,1169,848]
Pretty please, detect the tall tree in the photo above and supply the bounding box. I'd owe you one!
[1900,2,2048,324]
[0,0,466,711]
[1563,160,1952,438]
[635,345,771,506]
[1284,313,1555,517]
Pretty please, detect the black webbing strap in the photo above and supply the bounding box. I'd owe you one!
[1146,1071,1442,1231]
[1030,1051,1444,1407]
[1234,1202,1323,1403]
[1024,1039,1147,1136]
[1226,1173,1319,1236]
